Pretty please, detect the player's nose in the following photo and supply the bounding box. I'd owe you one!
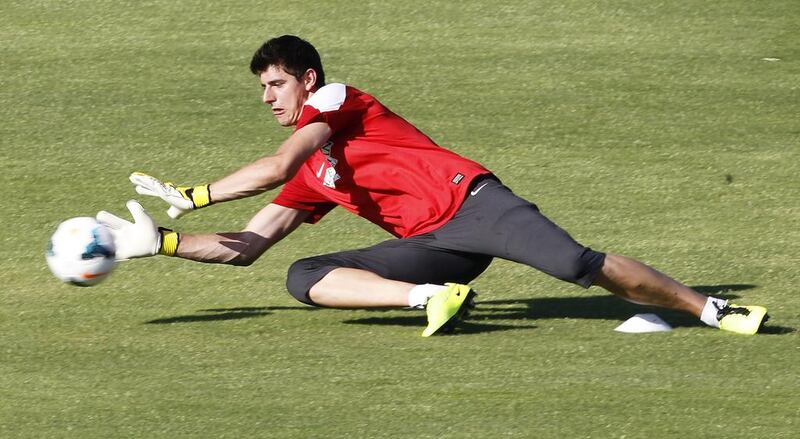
[262,88,276,105]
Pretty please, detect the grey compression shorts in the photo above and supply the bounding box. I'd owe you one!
[286,175,606,305]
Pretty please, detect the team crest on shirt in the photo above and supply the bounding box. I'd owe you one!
[316,140,341,188]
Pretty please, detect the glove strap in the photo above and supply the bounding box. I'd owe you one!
[158,227,180,256]
[178,184,212,208]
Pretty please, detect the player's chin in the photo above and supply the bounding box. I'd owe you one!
[276,116,297,127]
[271,113,286,125]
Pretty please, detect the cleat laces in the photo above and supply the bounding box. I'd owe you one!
[716,303,751,321]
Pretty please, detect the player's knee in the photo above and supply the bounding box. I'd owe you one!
[285,258,322,306]
[552,249,606,288]
[551,258,585,283]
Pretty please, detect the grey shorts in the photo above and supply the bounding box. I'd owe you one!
[286,175,606,305]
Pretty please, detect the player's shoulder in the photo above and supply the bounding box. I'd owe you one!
[306,83,375,113]
[305,83,348,112]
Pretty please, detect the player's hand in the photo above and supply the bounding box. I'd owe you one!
[129,172,212,219]
[96,200,179,260]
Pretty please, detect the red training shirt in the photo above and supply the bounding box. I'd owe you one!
[272,83,490,238]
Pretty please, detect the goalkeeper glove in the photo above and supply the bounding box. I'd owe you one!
[96,200,180,259]
[129,172,212,219]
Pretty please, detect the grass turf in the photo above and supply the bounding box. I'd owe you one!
[1,1,798,437]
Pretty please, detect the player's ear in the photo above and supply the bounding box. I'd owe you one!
[302,68,318,92]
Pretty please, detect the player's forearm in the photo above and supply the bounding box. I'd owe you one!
[165,204,307,265]
[208,123,332,203]
[209,155,289,203]
[173,232,274,266]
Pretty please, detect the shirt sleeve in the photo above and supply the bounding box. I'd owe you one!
[296,84,367,134]
[272,173,337,224]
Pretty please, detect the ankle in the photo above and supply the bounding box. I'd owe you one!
[408,284,446,308]
[700,297,727,327]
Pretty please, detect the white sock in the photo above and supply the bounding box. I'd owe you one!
[408,284,446,309]
[700,297,728,328]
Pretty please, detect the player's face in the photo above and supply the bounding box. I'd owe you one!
[259,65,315,126]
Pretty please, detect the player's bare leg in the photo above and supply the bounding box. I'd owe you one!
[592,253,706,316]
[309,268,414,308]
[593,253,768,334]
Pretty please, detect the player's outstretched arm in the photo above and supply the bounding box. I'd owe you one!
[97,202,309,265]
[209,121,331,202]
[160,203,309,266]
[130,122,331,219]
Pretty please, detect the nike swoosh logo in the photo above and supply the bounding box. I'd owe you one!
[470,182,489,196]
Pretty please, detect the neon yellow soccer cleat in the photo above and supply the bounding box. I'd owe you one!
[422,283,476,337]
[718,304,769,335]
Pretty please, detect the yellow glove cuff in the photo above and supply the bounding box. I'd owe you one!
[159,229,180,256]
[190,184,211,208]
[177,184,212,208]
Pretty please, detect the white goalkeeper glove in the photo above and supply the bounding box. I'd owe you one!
[129,172,212,219]
[96,200,180,260]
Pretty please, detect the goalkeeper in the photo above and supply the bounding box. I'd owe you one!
[98,35,768,336]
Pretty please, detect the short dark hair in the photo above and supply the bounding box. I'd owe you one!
[250,35,325,89]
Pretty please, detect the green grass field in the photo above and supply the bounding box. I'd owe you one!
[2,1,799,437]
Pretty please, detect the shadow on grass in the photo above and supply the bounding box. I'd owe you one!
[689,284,756,295]
[146,310,270,324]
[759,325,795,335]
[200,306,320,312]
[477,295,701,329]
[341,314,533,334]
[145,305,320,324]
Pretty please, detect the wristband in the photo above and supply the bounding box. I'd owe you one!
[177,184,212,208]
[158,228,180,256]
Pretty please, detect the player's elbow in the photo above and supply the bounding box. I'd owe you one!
[230,253,257,266]
[221,231,269,266]
[228,247,264,266]
[271,166,291,186]
[256,156,295,187]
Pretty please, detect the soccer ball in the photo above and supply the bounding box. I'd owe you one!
[46,217,117,286]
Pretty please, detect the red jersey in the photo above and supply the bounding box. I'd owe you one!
[272,84,490,238]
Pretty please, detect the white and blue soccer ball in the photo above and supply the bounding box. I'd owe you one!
[46,217,116,286]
